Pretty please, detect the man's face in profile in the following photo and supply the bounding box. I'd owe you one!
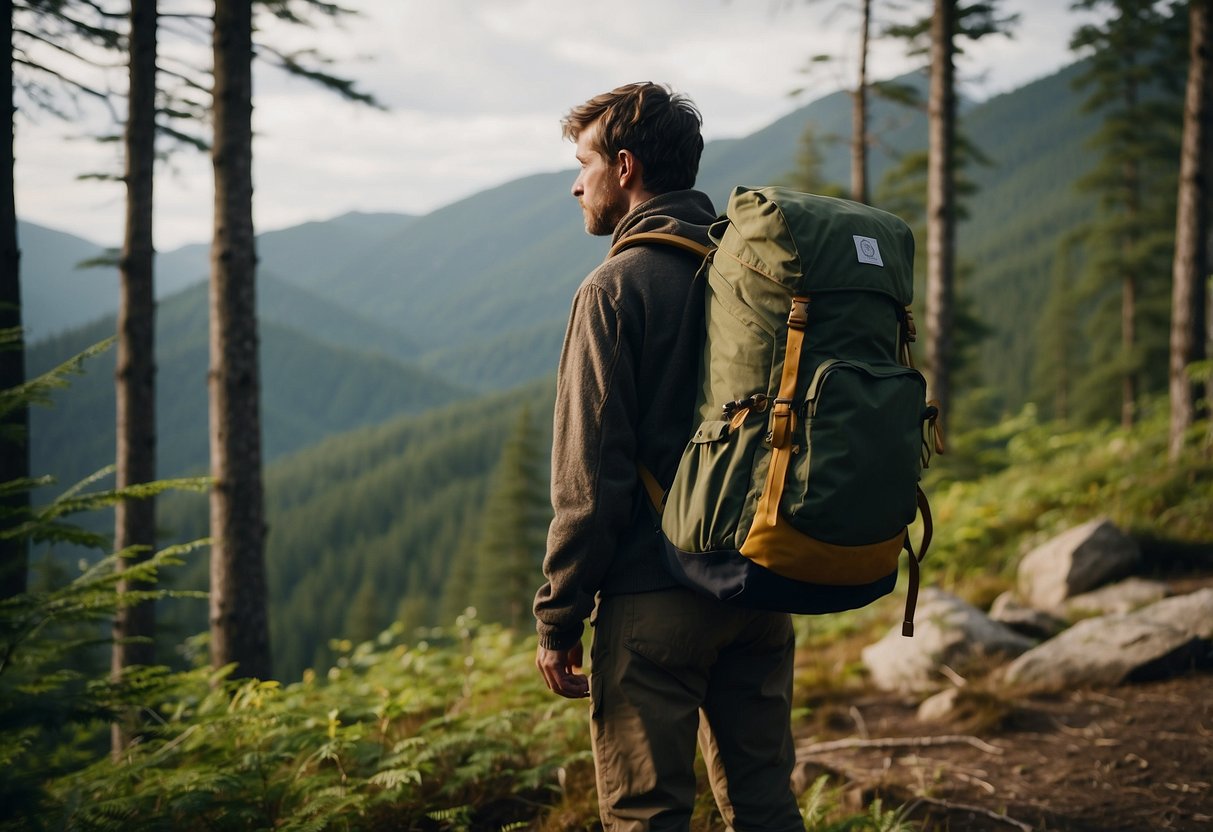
[571,123,628,236]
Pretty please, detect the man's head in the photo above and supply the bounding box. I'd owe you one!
[562,82,704,236]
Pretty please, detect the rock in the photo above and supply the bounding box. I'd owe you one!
[917,687,962,722]
[989,591,1066,640]
[1017,518,1140,609]
[862,589,1035,692]
[1064,577,1171,618]
[1004,589,1213,692]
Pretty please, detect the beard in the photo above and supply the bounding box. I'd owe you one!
[581,188,629,236]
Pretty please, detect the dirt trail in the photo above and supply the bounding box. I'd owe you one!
[795,671,1213,831]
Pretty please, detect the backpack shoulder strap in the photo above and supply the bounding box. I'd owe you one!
[608,231,712,260]
[620,231,712,518]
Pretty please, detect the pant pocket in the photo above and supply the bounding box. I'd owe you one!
[622,591,718,669]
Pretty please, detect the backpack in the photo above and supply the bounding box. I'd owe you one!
[610,186,943,637]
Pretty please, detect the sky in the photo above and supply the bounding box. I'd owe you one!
[13,0,1098,251]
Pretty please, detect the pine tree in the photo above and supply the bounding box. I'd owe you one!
[111,0,158,755]
[784,124,847,197]
[887,0,1016,428]
[790,0,887,202]
[207,0,379,681]
[853,0,873,203]
[1069,0,1188,426]
[1169,0,1212,461]
[208,0,270,680]
[926,0,959,423]
[468,407,550,631]
[1032,233,1086,422]
[1,3,24,600]
[875,137,990,424]
[345,578,388,644]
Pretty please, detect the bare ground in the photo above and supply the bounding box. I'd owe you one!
[794,666,1213,831]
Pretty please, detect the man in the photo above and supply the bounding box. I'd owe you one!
[533,82,804,832]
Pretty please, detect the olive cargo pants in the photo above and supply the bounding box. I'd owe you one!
[588,587,803,832]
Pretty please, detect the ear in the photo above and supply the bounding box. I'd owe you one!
[616,148,644,191]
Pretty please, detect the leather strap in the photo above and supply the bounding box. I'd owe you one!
[901,486,933,637]
[619,232,712,515]
[609,231,712,260]
[752,296,810,529]
[637,462,665,515]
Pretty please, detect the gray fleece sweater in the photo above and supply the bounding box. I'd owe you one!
[533,189,717,651]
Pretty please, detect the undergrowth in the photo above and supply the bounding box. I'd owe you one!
[38,614,592,831]
[923,399,1212,592]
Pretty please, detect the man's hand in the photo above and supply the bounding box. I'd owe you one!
[536,641,589,699]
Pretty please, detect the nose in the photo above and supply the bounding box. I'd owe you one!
[571,173,584,198]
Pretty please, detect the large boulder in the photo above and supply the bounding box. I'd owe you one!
[1017,518,1140,609]
[1004,588,1213,692]
[862,589,1035,692]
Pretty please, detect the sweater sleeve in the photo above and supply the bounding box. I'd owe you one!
[533,280,640,650]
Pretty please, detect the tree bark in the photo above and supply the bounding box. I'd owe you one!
[0,2,29,599]
[1170,0,1212,462]
[111,0,158,755]
[851,0,871,204]
[926,0,956,422]
[209,0,270,680]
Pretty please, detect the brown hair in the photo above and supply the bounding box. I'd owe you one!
[561,82,704,194]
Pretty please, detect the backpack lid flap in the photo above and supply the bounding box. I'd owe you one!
[721,186,915,304]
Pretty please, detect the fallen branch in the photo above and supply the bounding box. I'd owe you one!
[797,734,1004,757]
[905,796,1034,832]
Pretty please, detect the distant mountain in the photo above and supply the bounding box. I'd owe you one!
[18,222,124,342]
[17,211,418,339]
[28,274,463,489]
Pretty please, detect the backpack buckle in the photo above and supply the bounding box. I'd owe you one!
[786,296,810,330]
[769,400,796,449]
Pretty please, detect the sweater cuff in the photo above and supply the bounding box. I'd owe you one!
[536,621,584,652]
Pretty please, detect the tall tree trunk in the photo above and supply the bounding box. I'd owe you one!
[209,0,270,680]
[1170,0,1212,462]
[111,0,158,755]
[0,3,29,599]
[851,0,871,204]
[926,0,956,422]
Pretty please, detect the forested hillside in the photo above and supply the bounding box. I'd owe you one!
[28,274,462,491]
[960,62,1103,410]
[155,380,554,678]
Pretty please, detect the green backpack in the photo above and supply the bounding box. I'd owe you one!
[611,186,943,636]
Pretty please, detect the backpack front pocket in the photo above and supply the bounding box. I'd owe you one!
[781,359,926,545]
